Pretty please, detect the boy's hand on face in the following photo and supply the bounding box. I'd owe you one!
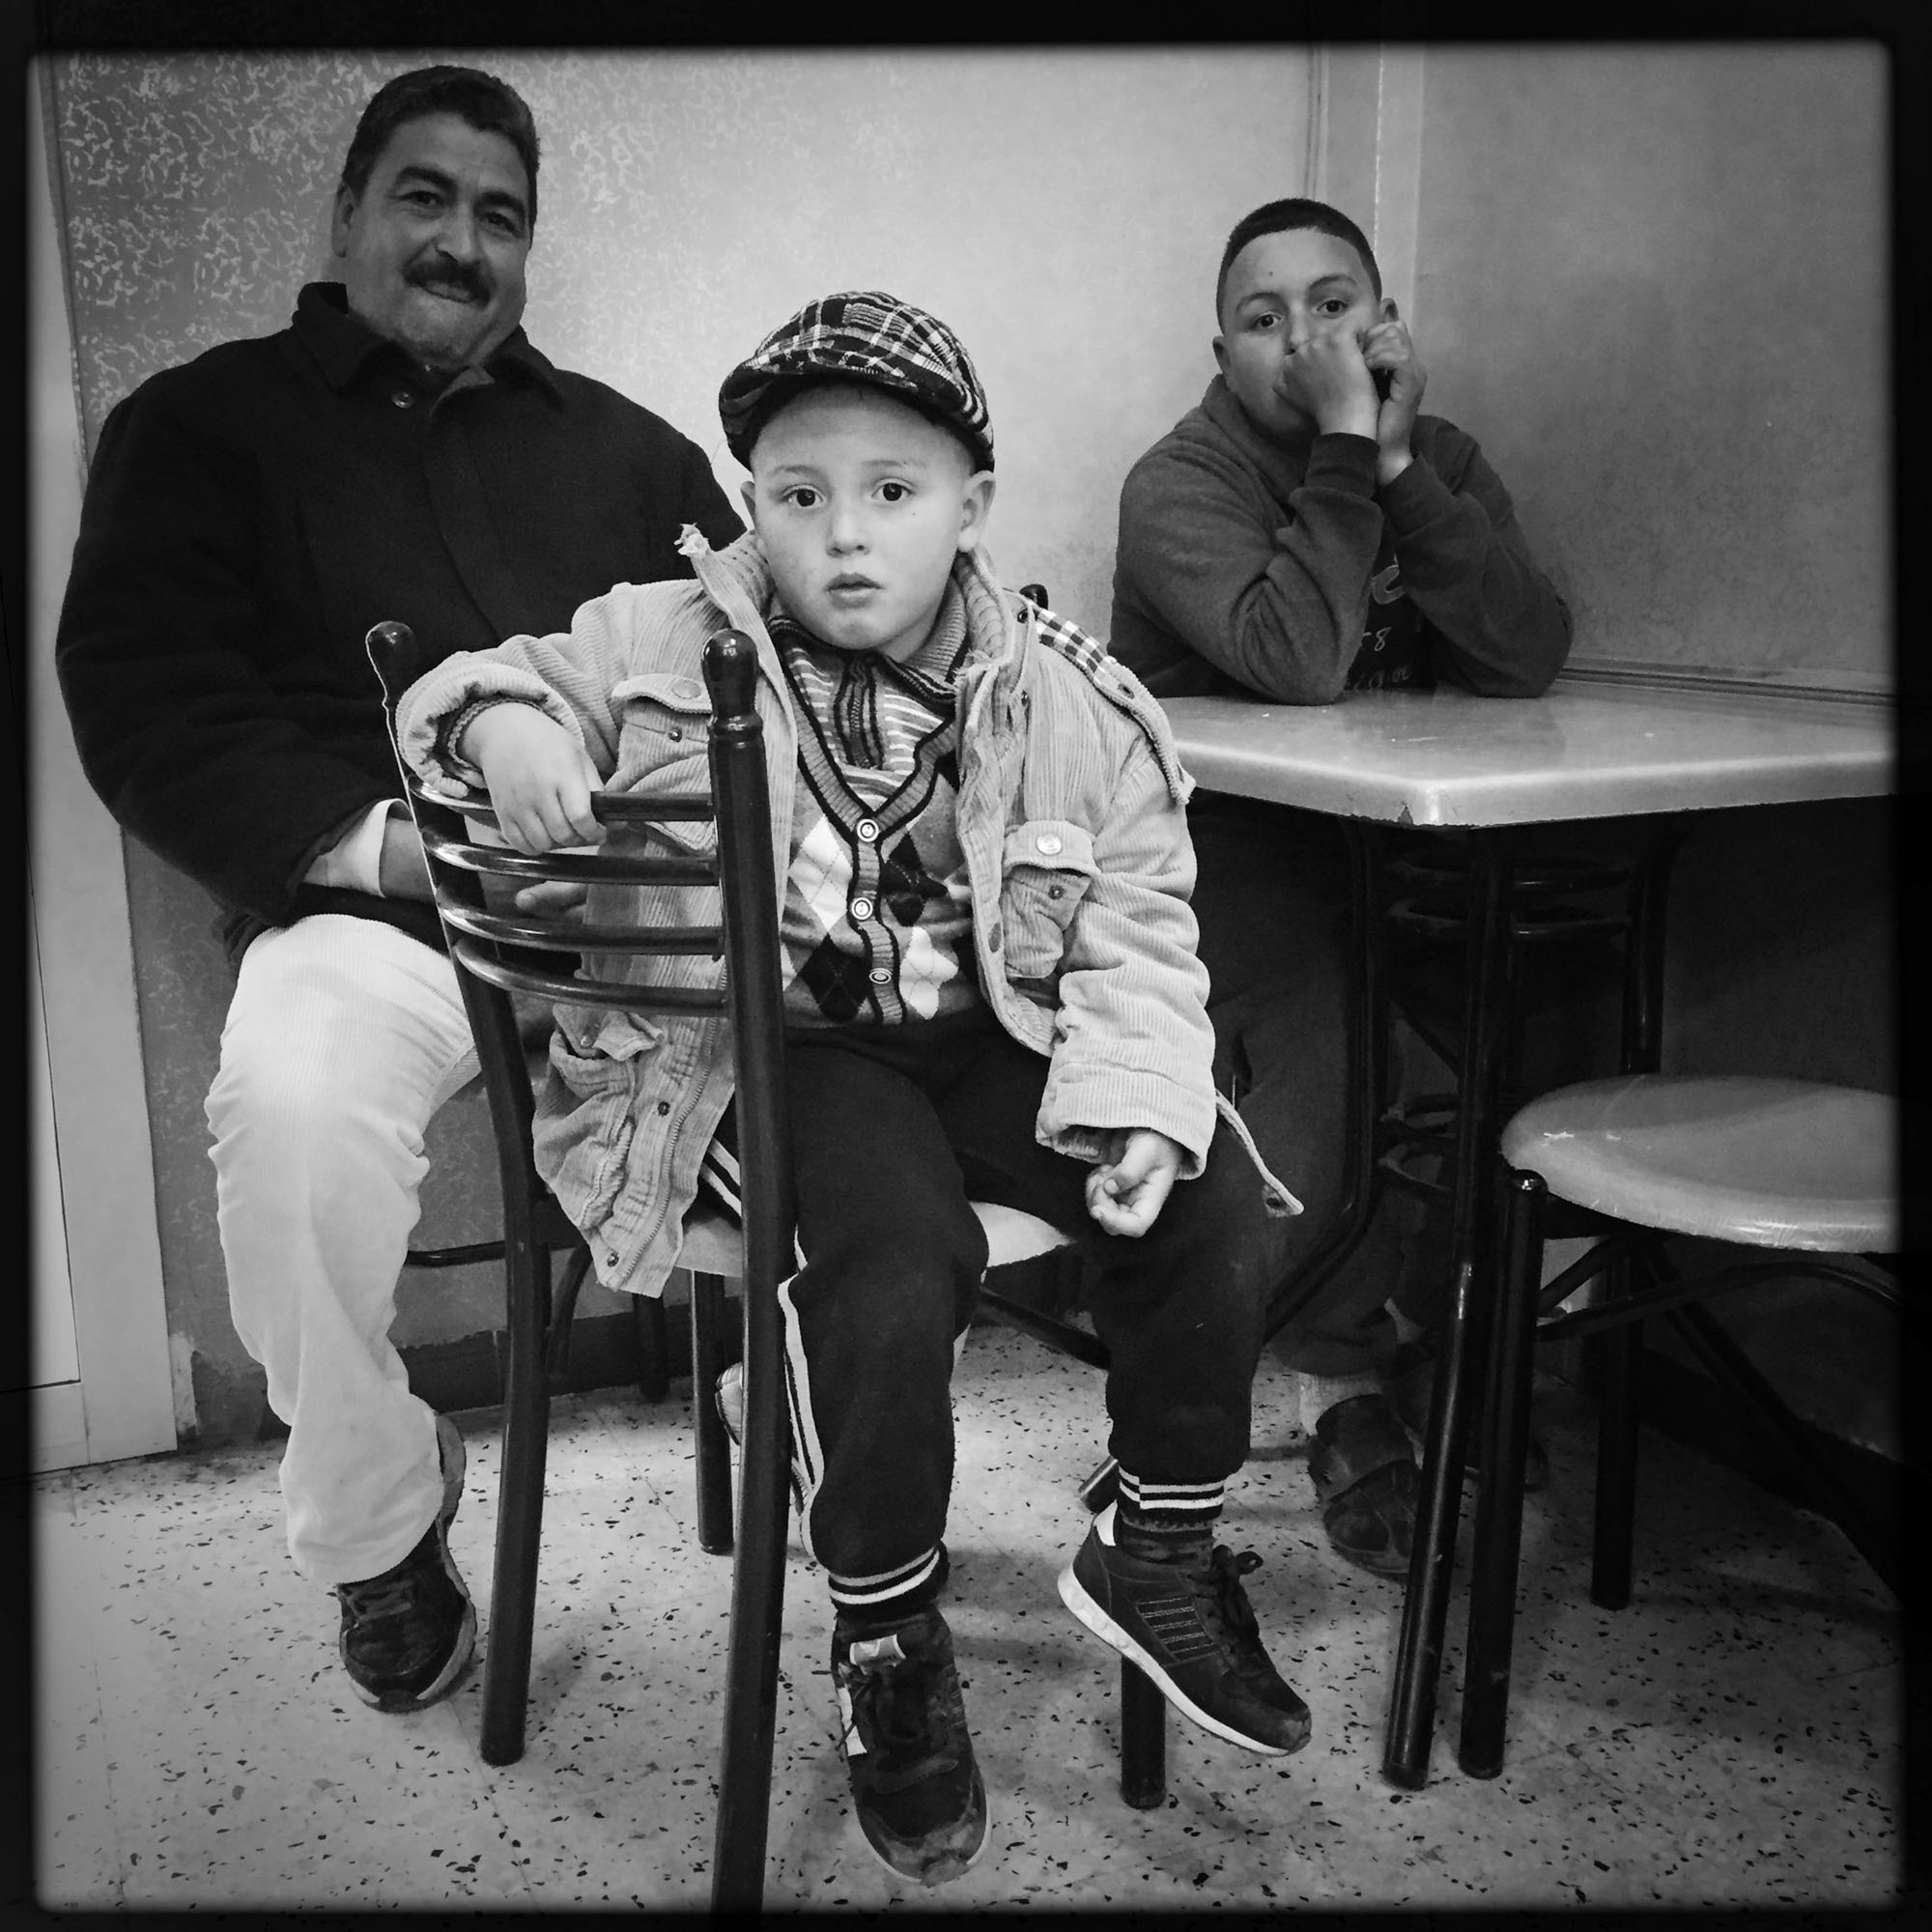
[1084,1128,1186,1237]
[460,703,607,855]
[1292,326,1382,441]
[1361,318,1426,485]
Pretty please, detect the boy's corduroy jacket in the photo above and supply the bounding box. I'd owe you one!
[398,528,1297,1295]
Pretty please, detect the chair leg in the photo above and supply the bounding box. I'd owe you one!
[711,1235,794,1914]
[690,1270,735,1555]
[636,1290,670,1403]
[1590,1242,1644,1610]
[481,1241,554,1768]
[1459,1169,1547,1777]
[1119,1661,1168,1808]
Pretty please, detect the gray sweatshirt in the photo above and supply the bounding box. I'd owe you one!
[1109,375,1572,704]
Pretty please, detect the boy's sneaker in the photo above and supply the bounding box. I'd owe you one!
[332,1413,475,1714]
[832,1605,988,1887]
[1057,1505,1311,1756]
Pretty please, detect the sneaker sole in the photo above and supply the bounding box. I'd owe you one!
[851,1770,992,1889]
[1056,1562,1303,1758]
[344,1414,477,1714]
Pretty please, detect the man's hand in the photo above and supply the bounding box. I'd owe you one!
[1292,325,1382,441]
[512,878,591,920]
[377,813,434,900]
[460,703,606,854]
[1361,317,1426,485]
[1084,1128,1186,1237]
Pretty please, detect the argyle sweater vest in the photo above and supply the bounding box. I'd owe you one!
[771,589,983,1026]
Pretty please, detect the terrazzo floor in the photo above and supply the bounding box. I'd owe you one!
[29,1322,1907,1912]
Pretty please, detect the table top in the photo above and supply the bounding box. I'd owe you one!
[1163,678,1894,827]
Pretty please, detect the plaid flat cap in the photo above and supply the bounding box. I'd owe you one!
[718,291,994,471]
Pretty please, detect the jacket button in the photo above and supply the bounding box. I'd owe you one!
[1035,832,1063,856]
[850,895,874,922]
[390,389,415,409]
[856,817,879,843]
[988,922,1002,952]
[668,726,683,742]
[657,1100,670,1116]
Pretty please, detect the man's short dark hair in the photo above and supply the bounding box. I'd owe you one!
[1215,197,1381,322]
[340,66,541,225]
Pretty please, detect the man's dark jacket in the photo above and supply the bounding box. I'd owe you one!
[56,282,744,962]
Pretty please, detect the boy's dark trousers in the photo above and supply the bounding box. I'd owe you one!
[710,1004,1279,1603]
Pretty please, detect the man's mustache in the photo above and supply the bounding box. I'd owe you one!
[408,262,492,303]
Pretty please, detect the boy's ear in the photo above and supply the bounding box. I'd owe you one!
[955,471,996,553]
[1211,332,1230,377]
[738,479,757,527]
[1379,296,1401,324]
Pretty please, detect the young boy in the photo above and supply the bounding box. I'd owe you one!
[397,293,1307,1887]
[1110,200,1575,1578]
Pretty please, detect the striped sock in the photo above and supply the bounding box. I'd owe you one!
[828,1545,948,1634]
[1114,1468,1223,1565]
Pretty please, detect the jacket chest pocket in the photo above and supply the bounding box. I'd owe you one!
[999,818,1097,982]
[612,671,715,843]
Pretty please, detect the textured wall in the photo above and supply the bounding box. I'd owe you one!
[55,46,1313,632]
[46,46,1312,1441]
[1409,44,1889,693]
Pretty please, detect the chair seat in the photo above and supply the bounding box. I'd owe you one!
[670,1198,1075,1283]
[1500,1074,1896,1252]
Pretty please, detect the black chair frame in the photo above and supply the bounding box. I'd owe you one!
[1458,1173,1902,1777]
[369,621,798,1910]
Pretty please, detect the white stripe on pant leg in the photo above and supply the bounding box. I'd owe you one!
[774,1264,830,1561]
[207,915,478,1584]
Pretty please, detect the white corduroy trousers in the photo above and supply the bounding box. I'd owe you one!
[205,915,479,1585]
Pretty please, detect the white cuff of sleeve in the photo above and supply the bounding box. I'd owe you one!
[303,799,400,897]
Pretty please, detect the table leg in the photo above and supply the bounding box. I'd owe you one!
[1381,827,1521,1789]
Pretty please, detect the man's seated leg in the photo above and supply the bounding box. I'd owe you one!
[205,912,480,1710]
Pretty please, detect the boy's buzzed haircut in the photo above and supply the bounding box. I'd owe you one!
[341,65,542,223]
[1215,197,1381,321]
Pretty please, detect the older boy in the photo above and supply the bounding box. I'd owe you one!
[397,294,1309,1887]
[1111,198,1574,1577]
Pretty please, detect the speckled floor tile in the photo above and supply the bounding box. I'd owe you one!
[33,1325,1905,1911]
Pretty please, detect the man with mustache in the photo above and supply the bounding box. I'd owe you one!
[56,66,742,1713]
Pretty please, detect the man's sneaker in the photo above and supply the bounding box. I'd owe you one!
[832,1605,988,1887]
[1057,1504,1311,1756]
[713,1361,805,1513]
[332,1413,475,1714]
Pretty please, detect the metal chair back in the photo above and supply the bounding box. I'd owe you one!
[365,619,797,1905]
